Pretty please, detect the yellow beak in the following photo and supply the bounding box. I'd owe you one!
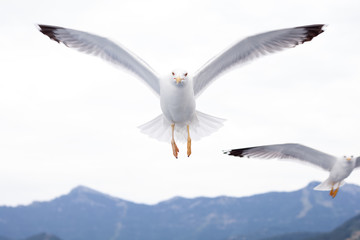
[176,77,182,84]
[347,157,352,161]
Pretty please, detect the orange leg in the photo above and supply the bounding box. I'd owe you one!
[171,124,179,158]
[329,185,334,197]
[332,183,340,198]
[187,125,191,157]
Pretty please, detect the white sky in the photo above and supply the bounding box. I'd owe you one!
[1,0,360,206]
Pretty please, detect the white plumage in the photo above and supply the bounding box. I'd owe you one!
[224,143,360,197]
[38,24,324,158]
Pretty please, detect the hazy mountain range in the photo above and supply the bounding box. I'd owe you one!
[1,182,360,240]
[0,233,61,240]
[261,211,360,240]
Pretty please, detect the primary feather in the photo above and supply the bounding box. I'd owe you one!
[224,143,336,171]
[38,24,160,96]
[193,24,324,98]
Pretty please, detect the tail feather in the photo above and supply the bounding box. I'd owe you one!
[314,179,345,191]
[138,114,171,142]
[191,111,226,141]
[138,111,225,143]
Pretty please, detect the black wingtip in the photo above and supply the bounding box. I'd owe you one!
[38,24,64,43]
[296,24,325,44]
[223,148,252,158]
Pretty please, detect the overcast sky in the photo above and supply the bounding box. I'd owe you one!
[1,0,360,206]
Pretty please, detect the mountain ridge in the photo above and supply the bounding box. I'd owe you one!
[0,233,62,240]
[1,181,360,240]
[16,181,360,208]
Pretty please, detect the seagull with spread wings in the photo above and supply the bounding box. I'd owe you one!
[38,24,324,158]
[224,143,360,198]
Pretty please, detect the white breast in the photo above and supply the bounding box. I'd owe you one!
[329,159,355,182]
[159,77,196,124]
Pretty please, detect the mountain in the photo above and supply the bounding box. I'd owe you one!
[260,232,321,240]
[1,182,360,240]
[307,213,360,240]
[25,233,62,240]
[261,213,360,240]
[0,233,62,240]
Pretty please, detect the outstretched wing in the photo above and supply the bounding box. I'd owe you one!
[38,24,160,96]
[224,143,336,171]
[193,24,325,98]
[355,157,360,168]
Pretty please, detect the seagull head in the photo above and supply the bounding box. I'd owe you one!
[343,155,354,162]
[171,69,188,86]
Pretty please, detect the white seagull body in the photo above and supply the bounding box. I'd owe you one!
[224,143,360,198]
[38,24,325,158]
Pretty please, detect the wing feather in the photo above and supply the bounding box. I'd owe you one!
[193,24,325,98]
[355,157,360,168]
[224,143,336,171]
[38,24,160,96]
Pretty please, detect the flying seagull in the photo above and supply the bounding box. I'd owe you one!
[224,143,359,198]
[38,24,324,158]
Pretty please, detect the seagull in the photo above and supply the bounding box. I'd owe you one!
[38,24,324,158]
[224,143,360,198]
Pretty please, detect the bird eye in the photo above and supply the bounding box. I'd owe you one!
[351,155,354,158]
[343,156,346,158]
[172,72,175,76]
[184,73,188,77]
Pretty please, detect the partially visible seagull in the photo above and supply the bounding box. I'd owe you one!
[38,24,325,158]
[224,143,359,198]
